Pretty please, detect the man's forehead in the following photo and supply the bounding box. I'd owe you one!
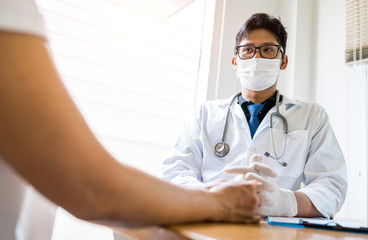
[239,29,278,45]
[239,42,277,46]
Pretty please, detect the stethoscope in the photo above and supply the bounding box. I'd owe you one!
[214,90,288,167]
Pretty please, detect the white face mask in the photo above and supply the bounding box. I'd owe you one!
[236,58,281,91]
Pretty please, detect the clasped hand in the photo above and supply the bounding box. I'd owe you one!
[226,154,297,217]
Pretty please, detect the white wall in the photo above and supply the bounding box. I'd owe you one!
[212,0,301,100]
[215,0,279,99]
[310,0,367,222]
[211,0,367,222]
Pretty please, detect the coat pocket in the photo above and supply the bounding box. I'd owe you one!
[267,129,309,177]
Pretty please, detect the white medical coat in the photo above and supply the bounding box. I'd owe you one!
[162,94,347,218]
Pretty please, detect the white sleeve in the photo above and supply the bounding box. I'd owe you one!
[297,106,347,218]
[0,0,46,39]
[161,105,205,187]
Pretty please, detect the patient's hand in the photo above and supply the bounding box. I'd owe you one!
[225,154,297,217]
[225,154,277,193]
[204,178,266,223]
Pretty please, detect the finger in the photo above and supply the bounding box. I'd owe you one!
[233,174,245,181]
[247,180,265,193]
[244,172,275,192]
[259,205,274,217]
[250,154,263,163]
[258,194,274,207]
[251,162,277,178]
[202,179,229,189]
[225,166,257,175]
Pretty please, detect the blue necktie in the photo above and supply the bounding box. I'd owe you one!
[247,104,264,138]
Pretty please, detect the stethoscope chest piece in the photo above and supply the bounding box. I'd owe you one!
[214,142,229,157]
[213,90,288,167]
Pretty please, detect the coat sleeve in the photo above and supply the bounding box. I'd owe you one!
[297,104,347,218]
[161,105,205,187]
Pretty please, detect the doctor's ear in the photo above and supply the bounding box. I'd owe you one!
[232,57,237,70]
[280,55,288,70]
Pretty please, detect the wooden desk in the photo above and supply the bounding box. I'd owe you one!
[114,221,368,240]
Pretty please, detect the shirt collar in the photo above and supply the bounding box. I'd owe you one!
[237,92,281,106]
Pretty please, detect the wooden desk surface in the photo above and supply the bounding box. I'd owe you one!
[114,221,368,240]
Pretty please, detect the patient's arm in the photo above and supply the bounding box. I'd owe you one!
[0,32,263,227]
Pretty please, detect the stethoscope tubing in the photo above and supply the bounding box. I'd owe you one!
[220,92,240,142]
[214,90,288,166]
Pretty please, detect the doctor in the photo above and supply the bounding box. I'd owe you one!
[162,13,347,218]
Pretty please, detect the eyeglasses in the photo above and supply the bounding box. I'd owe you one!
[235,45,284,59]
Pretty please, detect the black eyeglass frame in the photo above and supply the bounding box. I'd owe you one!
[234,44,284,60]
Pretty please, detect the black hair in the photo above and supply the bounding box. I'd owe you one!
[235,13,288,54]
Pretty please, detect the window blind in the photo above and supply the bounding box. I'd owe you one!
[36,0,205,176]
[345,0,368,63]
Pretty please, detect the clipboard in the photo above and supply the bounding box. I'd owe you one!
[265,216,368,234]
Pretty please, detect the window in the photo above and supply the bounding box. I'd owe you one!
[36,0,205,176]
[344,0,368,223]
[345,0,368,63]
[35,1,207,239]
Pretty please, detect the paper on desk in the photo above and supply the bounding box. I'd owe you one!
[266,216,368,229]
